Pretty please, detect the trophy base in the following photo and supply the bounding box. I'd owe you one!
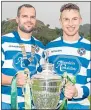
[32,91,60,109]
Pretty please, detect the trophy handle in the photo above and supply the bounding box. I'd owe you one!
[59,77,67,93]
[57,76,68,110]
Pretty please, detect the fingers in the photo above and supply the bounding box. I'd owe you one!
[17,73,28,86]
[64,83,77,99]
[64,87,74,99]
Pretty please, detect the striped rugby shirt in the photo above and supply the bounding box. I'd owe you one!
[1,31,44,106]
[45,36,91,106]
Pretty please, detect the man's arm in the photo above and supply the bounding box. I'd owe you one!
[2,73,27,87]
[64,61,91,100]
[2,73,13,85]
[73,61,90,100]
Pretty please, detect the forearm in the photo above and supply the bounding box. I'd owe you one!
[73,62,91,100]
[2,72,33,87]
[2,73,13,85]
[73,83,90,100]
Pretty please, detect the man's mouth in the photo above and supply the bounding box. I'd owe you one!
[67,27,75,32]
[25,22,33,26]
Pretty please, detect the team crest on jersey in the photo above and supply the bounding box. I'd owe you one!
[35,45,40,52]
[77,48,86,56]
[31,45,39,53]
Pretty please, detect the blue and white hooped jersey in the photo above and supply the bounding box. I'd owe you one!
[1,31,44,104]
[45,36,91,105]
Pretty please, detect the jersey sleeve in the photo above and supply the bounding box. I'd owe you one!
[1,47,5,67]
[73,60,91,100]
[1,36,5,67]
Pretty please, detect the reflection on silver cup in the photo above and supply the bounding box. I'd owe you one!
[31,63,62,110]
[31,69,63,109]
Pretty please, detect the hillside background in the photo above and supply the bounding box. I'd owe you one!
[2,19,91,45]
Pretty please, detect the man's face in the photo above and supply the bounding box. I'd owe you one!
[16,7,36,33]
[60,9,82,36]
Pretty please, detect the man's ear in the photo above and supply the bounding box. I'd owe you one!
[80,17,82,25]
[59,17,62,26]
[16,17,18,23]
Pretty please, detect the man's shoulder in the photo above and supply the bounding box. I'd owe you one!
[33,36,45,49]
[51,37,61,43]
[2,32,15,43]
[2,32,14,38]
[80,37,90,44]
[46,36,61,48]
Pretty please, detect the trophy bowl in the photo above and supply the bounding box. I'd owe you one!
[31,64,63,109]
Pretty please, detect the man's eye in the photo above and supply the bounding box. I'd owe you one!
[73,18,78,20]
[31,16,36,19]
[22,15,28,18]
[64,18,69,21]
[22,15,27,18]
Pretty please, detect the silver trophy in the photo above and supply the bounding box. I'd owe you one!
[31,63,63,109]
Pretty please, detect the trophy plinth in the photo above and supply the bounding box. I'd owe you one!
[31,63,63,109]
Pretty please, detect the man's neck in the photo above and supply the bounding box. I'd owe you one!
[18,28,32,40]
[63,33,80,42]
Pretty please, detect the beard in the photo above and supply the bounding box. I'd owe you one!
[19,24,35,33]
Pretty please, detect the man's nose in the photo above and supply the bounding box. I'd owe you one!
[27,17,32,21]
[68,20,73,26]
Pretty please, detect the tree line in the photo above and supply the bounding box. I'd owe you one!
[1,19,91,45]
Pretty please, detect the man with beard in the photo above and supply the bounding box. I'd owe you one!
[45,3,90,109]
[1,4,44,109]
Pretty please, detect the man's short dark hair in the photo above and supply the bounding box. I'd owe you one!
[17,4,36,17]
[60,3,80,12]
